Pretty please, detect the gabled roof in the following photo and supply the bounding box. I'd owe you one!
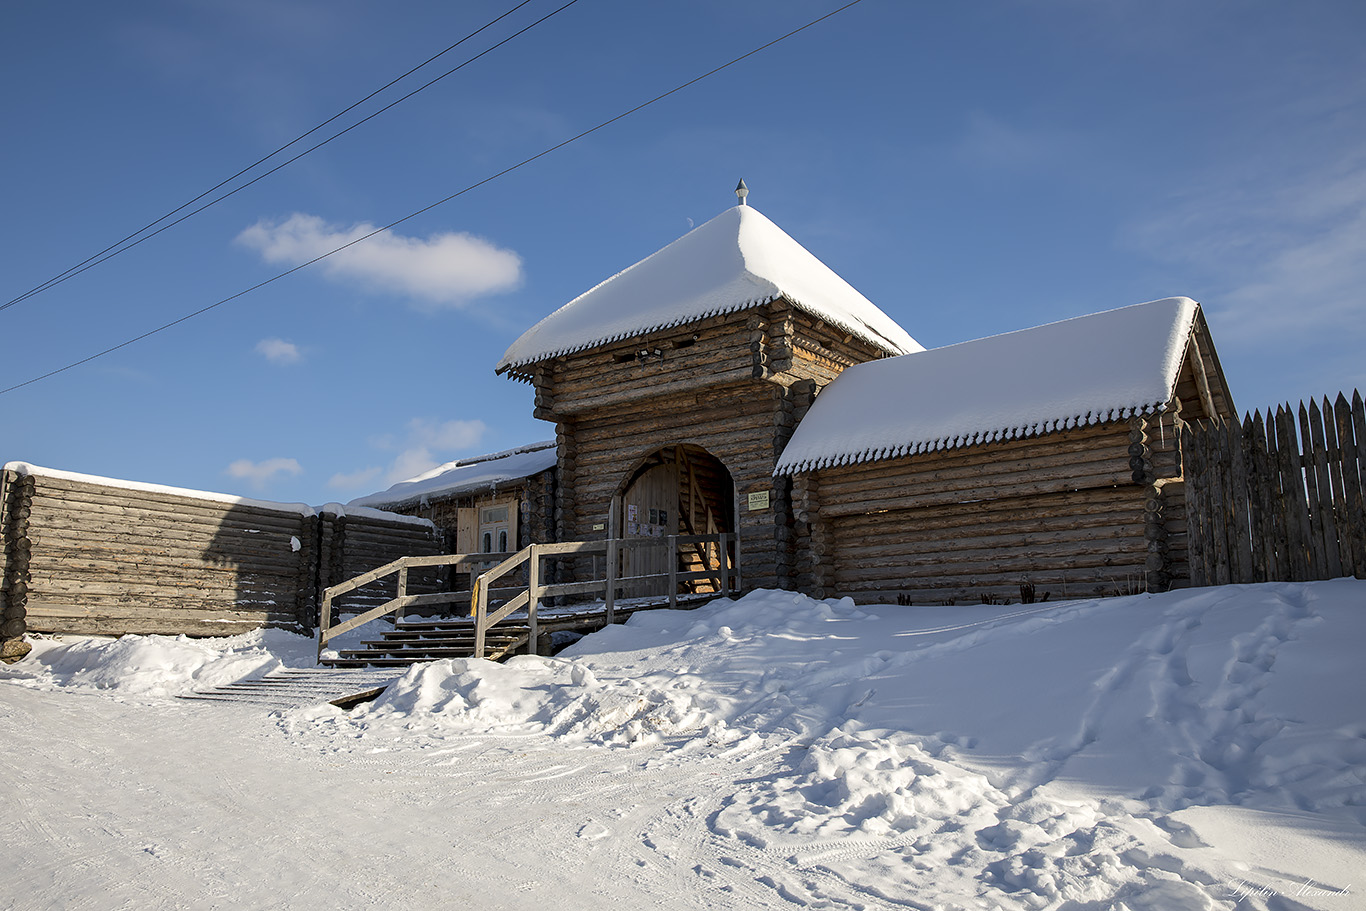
[348,442,557,510]
[497,205,922,376]
[775,297,1200,475]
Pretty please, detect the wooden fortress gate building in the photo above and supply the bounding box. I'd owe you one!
[495,202,922,592]
[488,195,1236,603]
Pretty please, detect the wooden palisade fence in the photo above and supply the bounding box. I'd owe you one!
[0,464,444,659]
[1183,391,1366,586]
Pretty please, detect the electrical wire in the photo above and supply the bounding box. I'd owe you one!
[0,0,563,313]
[0,0,868,397]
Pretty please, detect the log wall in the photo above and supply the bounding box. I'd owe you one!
[522,303,884,420]
[317,507,445,617]
[0,467,443,645]
[795,420,1161,604]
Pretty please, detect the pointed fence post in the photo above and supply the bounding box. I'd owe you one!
[1337,392,1366,577]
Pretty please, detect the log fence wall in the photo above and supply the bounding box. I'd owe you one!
[0,466,442,655]
[1183,391,1366,586]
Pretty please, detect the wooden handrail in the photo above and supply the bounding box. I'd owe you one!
[316,550,516,659]
[317,534,739,662]
[471,533,736,659]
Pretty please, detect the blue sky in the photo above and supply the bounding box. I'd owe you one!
[3,0,1363,505]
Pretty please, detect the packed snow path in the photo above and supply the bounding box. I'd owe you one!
[3,582,1363,910]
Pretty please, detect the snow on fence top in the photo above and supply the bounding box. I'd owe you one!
[348,441,557,510]
[317,503,435,528]
[2,461,317,516]
[775,297,1199,475]
[496,206,922,376]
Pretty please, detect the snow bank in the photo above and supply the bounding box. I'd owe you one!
[497,205,920,376]
[0,629,317,698]
[292,650,739,749]
[7,581,1361,909]
[776,297,1199,473]
[291,581,1366,909]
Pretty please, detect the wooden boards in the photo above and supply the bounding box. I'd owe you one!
[1184,392,1366,586]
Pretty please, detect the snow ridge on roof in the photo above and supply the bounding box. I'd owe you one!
[497,206,921,375]
[3,461,317,516]
[775,298,1199,475]
[348,441,557,509]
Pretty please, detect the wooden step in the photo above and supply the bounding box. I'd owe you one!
[319,594,722,669]
[180,668,402,708]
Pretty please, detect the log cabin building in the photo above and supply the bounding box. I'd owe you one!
[465,193,1236,603]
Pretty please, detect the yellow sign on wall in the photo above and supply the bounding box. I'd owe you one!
[747,490,770,511]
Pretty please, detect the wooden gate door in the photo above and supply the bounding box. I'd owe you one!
[621,462,678,597]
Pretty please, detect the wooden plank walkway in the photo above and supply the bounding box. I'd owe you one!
[178,668,404,709]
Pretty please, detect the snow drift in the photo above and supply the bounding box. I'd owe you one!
[4,580,1363,910]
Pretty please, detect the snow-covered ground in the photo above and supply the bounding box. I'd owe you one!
[3,581,1363,910]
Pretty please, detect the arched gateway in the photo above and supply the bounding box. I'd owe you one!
[615,444,735,594]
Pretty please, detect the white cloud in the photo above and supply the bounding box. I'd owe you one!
[384,448,443,486]
[255,337,302,365]
[329,418,490,494]
[404,418,487,452]
[1129,155,1366,345]
[379,419,489,485]
[328,466,382,491]
[236,213,522,308]
[226,457,303,491]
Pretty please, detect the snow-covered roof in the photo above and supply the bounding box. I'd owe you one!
[3,461,317,517]
[775,297,1199,475]
[497,205,922,375]
[348,442,557,510]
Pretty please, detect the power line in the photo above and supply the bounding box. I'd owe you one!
[0,0,560,314]
[0,0,868,397]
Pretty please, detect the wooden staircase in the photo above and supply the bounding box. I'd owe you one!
[320,599,711,668]
[316,535,738,668]
[325,617,530,667]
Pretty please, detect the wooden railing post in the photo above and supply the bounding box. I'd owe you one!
[605,537,617,624]
[317,591,334,661]
[396,561,408,625]
[668,535,678,609]
[733,529,743,592]
[527,544,540,656]
[473,576,488,659]
[718,533,729,594]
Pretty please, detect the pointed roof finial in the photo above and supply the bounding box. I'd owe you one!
[735,178,749,206]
